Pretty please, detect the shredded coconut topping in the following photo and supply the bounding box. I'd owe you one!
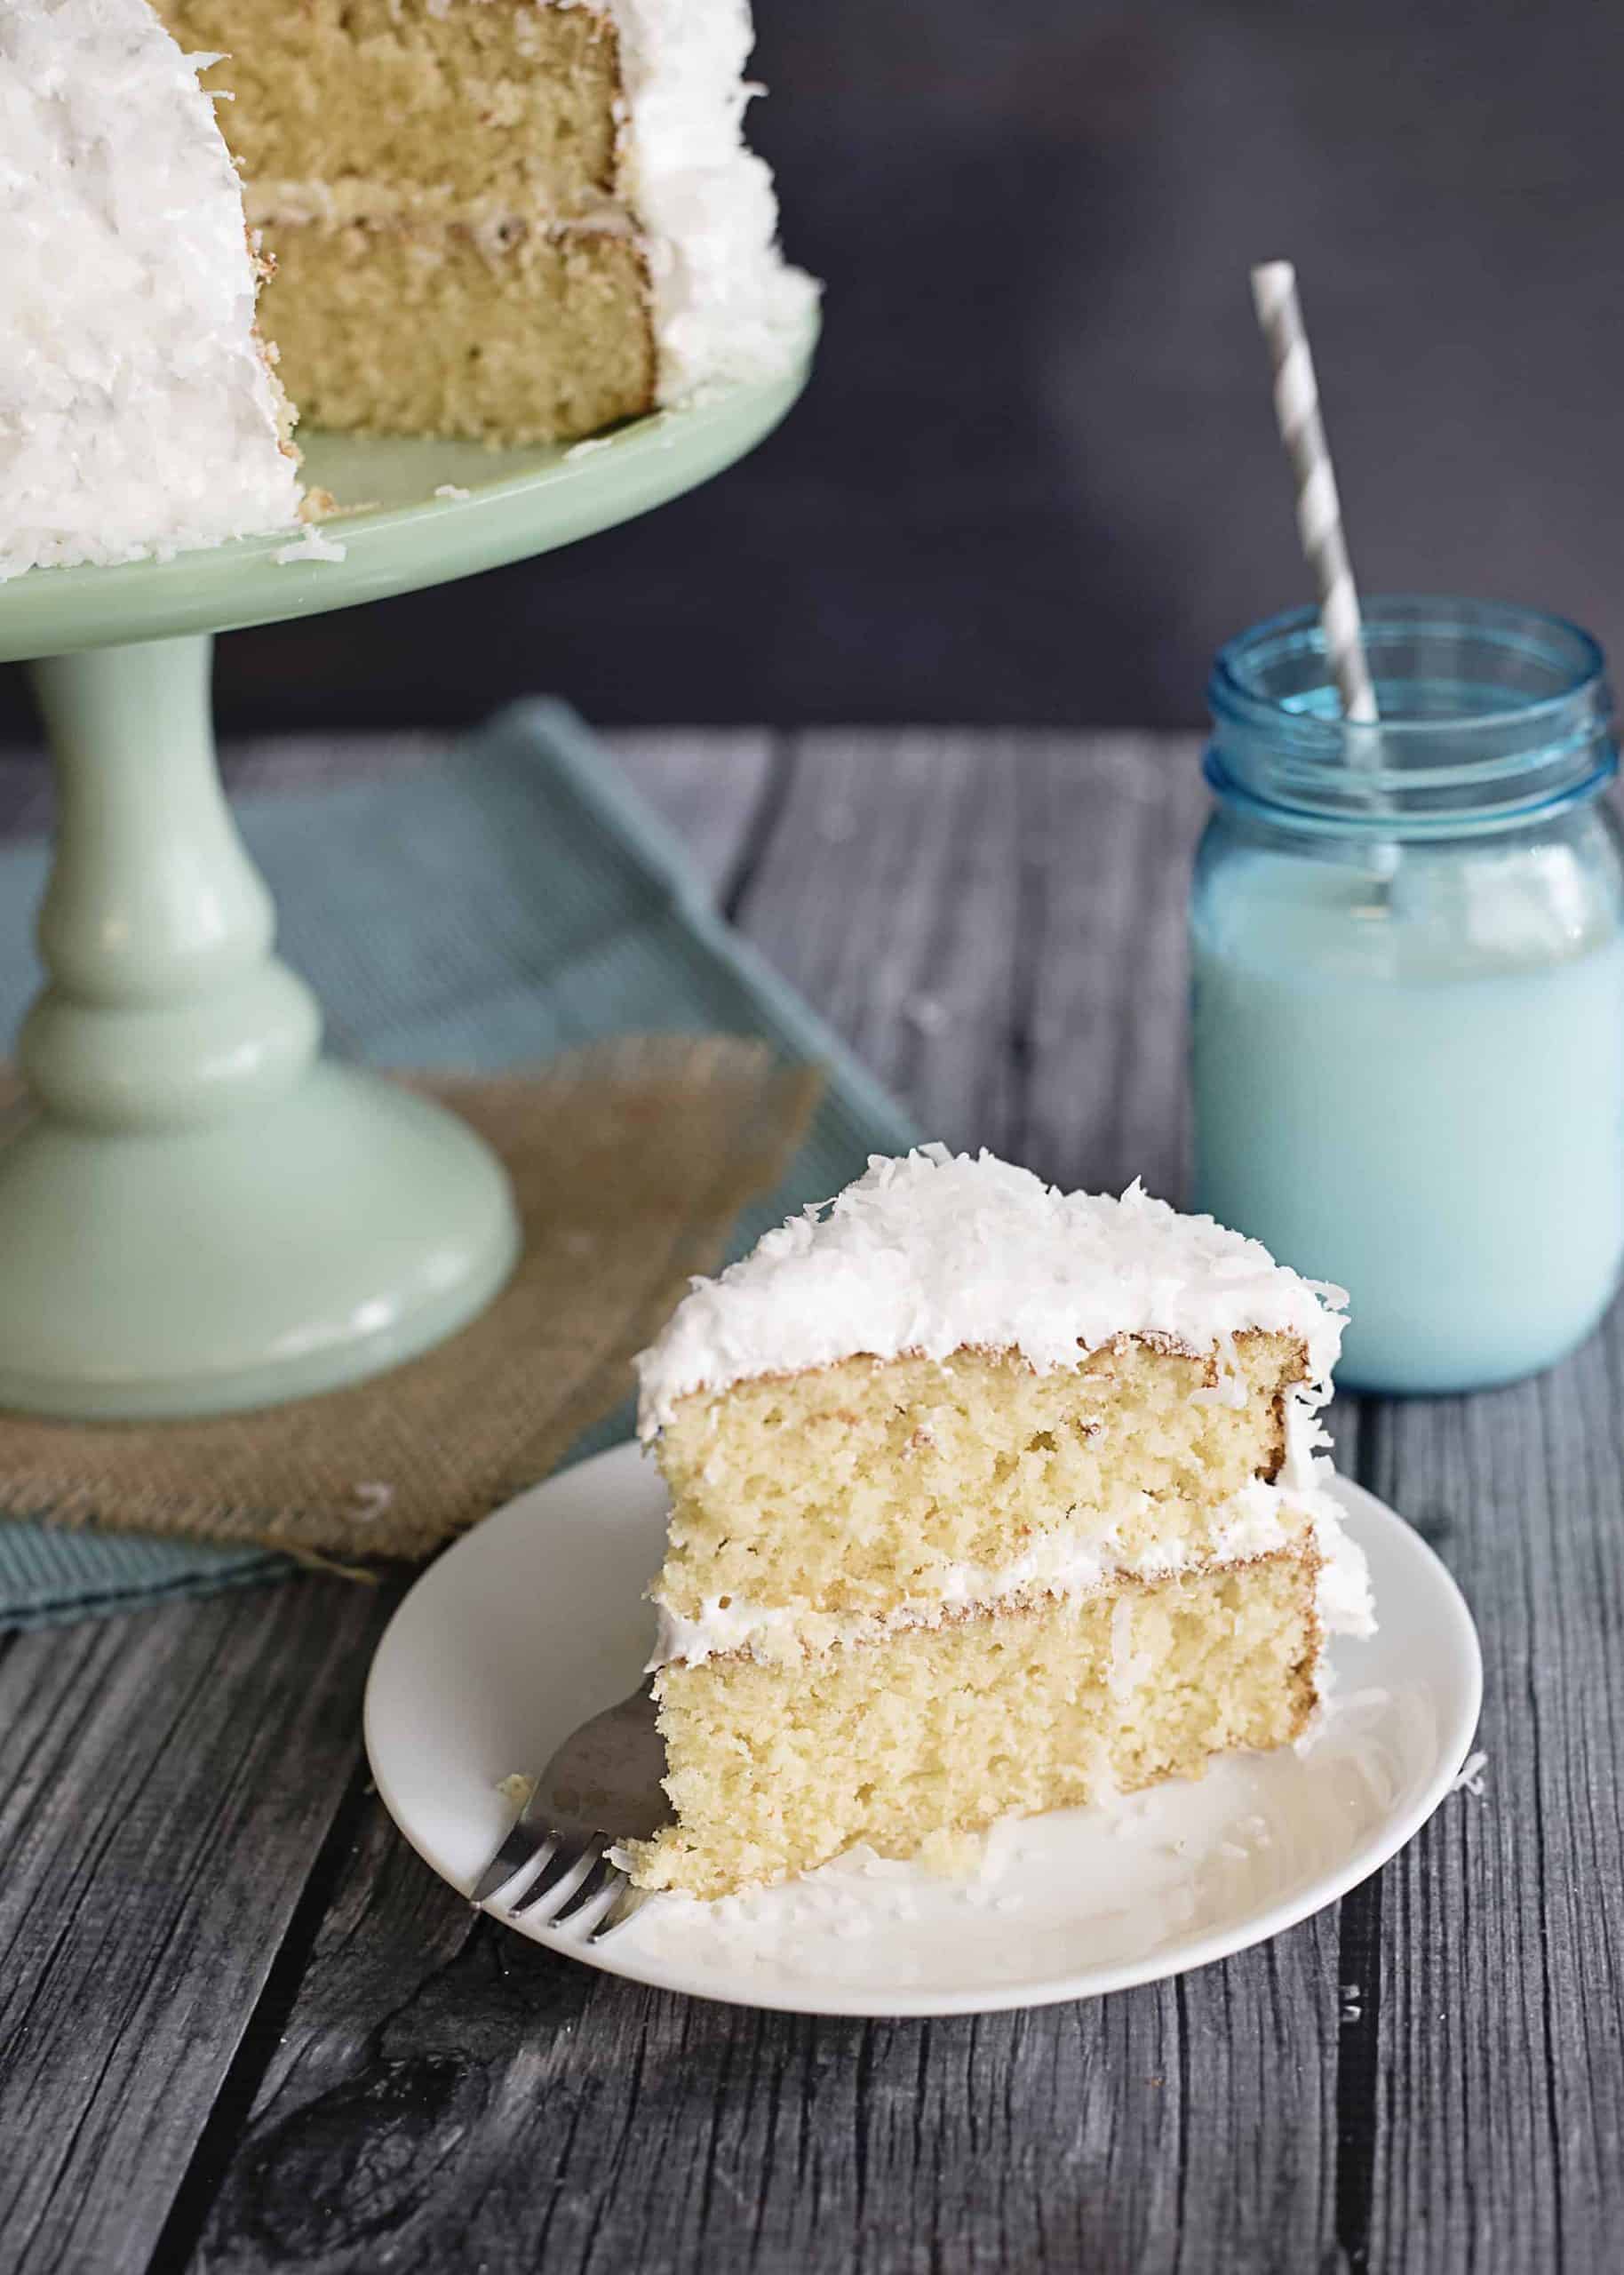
[0,0,302,581]
[635,1145,1348,1436]
[608,0,819,399]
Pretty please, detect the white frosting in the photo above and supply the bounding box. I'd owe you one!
[0,0,303,582]
[607,0,819,398]
[636,1145,1348,1435]
[648,1466,1373,1672]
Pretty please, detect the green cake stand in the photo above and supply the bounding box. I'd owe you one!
[0,358,808,1420]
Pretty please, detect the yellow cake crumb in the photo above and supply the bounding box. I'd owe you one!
[628,1556,1319,1900]
[916,1826,990,1880]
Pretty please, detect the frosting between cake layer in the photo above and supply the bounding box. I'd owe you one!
[0,0,303,582]
[636,1146,1348,1436]
[243,179,638,241]
[647,1466,1374,1672]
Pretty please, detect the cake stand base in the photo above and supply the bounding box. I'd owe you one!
[4,635,518,1423]
[0,355,809,1421]
[0,1066,519,1421]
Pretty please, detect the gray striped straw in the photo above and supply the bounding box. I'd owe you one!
[1250,260,1379,725]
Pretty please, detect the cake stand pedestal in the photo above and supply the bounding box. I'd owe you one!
[0,361,808,1419]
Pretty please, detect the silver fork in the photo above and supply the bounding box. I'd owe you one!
[472,1677,670,1941]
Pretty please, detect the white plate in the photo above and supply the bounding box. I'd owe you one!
[365,1443,1482,2017]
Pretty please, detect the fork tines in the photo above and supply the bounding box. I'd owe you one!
[478,1825,638,1940]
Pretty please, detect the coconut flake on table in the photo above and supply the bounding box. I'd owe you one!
[274,523,346,565]
[1450,1748,1489,1799]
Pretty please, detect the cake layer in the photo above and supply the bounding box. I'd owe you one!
[628,1553,1321,1899]
[259,221,655,443]
[649,1475,1337,1668]
[155,0,622,211]
[653,1331,1309,1623]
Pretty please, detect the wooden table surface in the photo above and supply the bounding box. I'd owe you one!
[1,728,1616,2275]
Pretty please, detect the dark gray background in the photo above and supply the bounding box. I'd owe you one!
[3,0,1612,737]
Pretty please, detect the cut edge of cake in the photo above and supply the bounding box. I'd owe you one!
[157,0,819,446]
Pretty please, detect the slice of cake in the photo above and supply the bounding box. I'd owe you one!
[152,0,817,445]
[0,0,302,580]
[627,1147,1373,1900]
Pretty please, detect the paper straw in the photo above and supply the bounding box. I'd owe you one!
[1250,261,1379,725]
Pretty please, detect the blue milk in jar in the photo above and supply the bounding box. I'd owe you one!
[1190,597,1624,1393]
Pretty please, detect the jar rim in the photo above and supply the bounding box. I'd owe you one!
[1210,595,1604,736]
[1206,596,1615,834]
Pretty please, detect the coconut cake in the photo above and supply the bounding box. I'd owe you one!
[627,1147,1374,1900]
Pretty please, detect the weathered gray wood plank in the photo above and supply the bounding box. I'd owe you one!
[1359,1310,1624,2274]
[1018,734,1206,1204]
[739,730,1207,1202]
[181,1810,1351,2275]
[167,730,1361,2275]
[607,728,776,899]
[740,730,1032,1156]
[0,1578,388,2275]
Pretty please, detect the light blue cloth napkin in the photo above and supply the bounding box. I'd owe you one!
[0,702,916,1629]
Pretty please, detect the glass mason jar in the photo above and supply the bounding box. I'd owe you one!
[1190,596,1624,1393]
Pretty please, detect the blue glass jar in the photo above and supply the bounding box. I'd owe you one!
[1190,597,1624,1393]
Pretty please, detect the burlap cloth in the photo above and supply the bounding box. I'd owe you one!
[0,1036,822,1568]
